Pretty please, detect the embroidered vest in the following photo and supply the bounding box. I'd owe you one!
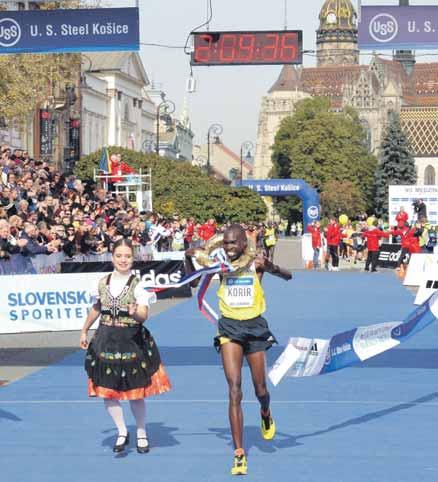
[99,274,140,327]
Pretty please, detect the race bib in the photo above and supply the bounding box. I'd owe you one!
[224,276,255,307]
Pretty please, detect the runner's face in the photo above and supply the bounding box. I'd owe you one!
[112,245,133,274]
[223,230,246,261]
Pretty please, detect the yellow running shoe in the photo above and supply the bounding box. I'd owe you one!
[231,452,247,475]
[261,411,276,440]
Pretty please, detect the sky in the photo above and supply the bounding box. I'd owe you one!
[109,0,438,155]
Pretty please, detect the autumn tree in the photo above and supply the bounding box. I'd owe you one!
[0,1,95,123]
[271,97,378,219]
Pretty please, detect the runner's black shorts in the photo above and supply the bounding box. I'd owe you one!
[214,315,277,355]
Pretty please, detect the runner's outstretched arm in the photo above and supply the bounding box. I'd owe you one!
[255,255,292,281]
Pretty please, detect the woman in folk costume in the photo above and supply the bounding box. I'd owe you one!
[80,238,170,454]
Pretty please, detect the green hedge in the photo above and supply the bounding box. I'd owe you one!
[74,147,266,223]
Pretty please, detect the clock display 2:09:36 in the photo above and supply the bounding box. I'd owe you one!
[194,32,300,64]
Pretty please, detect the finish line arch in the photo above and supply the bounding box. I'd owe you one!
[241,179,320,230]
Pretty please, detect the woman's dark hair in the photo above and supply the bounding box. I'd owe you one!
[112,237,134,253]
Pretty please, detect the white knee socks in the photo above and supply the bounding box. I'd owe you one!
[104,398,148,448]
[104,398,128,445]
[129,399,148,447]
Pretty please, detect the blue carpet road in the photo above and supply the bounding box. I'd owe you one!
[1,272,437,482]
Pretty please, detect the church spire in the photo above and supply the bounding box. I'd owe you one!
[316,0,359,66]
[393,0,416,74]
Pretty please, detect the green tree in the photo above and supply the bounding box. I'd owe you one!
[271,97,378,218]
[320,180,366,218]
[374,112,417,217]
[0,53,80,121]
[75,147,266,222]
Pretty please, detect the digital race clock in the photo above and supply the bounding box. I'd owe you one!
[191,30,303,66]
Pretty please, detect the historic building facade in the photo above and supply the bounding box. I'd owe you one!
[81,52,156,156]
[254,0,438,185]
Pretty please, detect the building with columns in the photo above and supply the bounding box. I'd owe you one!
[81,52,156,156]
[254,0,438,186]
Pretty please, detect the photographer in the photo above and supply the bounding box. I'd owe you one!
[413,199,427,221]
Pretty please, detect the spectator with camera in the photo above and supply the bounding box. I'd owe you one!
[413,199,427,221]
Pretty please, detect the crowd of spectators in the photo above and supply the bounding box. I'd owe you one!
[3,142,437,276]
[0,145,281,263]
[307,205,438,272]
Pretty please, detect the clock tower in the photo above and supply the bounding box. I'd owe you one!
[316,0,359,66]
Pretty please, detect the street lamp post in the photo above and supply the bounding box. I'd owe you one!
[240,140,254,181]
[207,123,223,176]
[141,138,155,153]
[156,99,175,155]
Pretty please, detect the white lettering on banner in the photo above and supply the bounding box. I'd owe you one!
[0,18,21,47]
[141,269,182,286]
[369,13,399,43]
[352,322,401,361]
[378,250,401,262]
[0,272,104,334]
[58,23,129,37]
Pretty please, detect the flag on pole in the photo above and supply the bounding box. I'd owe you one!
[99,147,111,174]
[98,147,111,189]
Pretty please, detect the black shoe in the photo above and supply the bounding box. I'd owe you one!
[136,436,150,454]
[371,269,378,272]
[113,433,129,453]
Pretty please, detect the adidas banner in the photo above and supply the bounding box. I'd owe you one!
[60,260,191,299]
[377,243,407,269]
[268,292,438,385]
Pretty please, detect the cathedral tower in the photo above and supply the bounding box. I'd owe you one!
[316,0,359,66]
[393,0,416,74]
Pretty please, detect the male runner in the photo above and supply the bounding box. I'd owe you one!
[186,224,292,475]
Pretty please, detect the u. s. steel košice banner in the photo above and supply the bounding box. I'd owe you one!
[359,5,438,50]
[269,291,438,385]
[0,8,139,54]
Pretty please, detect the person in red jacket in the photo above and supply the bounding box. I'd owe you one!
[395,207,409,229]
[406,223,422,255]
[325,217,342,271]
[184,217,195,249]
[198,218,217,243]
[362,220,390,272]
[307,220,322,269]
[391,222,413,270]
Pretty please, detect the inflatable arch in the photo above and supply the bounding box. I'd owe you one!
[241,179,320,230]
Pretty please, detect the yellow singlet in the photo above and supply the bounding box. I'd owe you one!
[217,264,266,320]
[264,228,276,247]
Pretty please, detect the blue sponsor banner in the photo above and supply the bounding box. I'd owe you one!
[359,6,438,50]
[269,291,438,384]
[240,179,320,230]
[0,7,139,54]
